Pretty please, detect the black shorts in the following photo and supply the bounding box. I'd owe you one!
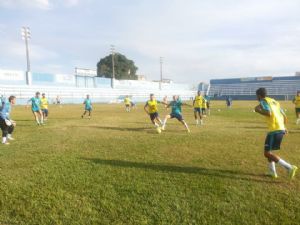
[170,113,183,121]
[42,109,49,116]
[264,131,285,151]
[296,108,300,114]
[149,112,159,121]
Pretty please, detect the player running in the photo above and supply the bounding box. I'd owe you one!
[124,96,131,112]
[162,95,191,133]
[0,96,16,145]
[27,92,44,125]
[144,94,165,133]
[40,93,49,121]
[193,91,204,125]
[254,88,298,179]
[293,91,300,125]
[204,94,211,116]
[81,95,92,119]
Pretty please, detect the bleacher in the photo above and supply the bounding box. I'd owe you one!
[208,76,300,100]
[0,69,195,104]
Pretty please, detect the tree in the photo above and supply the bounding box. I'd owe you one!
[97,53,138,80]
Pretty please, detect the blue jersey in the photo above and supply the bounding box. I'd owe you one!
[84,99,92,110]
[0,98,11,120]
[170,100,182,114]
[30,97,41,111]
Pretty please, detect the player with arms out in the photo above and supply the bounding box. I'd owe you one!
[255,88,297,179]
[193,91,204,125]
[0,96,17,145]
[293,91,300,125]
[144,94,165,133]
[81,94,92,119]
[162,95,191,133]
[40,93,49,121]
[27,92,44,125]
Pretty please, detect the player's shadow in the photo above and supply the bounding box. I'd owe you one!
[81,158,276,184]
[74,125,152,132]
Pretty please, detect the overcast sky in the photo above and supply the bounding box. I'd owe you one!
[1,0,300,83]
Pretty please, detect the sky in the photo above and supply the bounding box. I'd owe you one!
[1,0,300,84]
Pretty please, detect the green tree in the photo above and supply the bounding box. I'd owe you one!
[97,53,138,80]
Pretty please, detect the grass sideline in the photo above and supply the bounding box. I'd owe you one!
[0,100,299,225]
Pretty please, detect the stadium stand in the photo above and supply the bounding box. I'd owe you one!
[208,75,300,100]
[0,69,195,104]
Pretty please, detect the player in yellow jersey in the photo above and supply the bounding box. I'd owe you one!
[293,91,300,125]
[193,91,204,125]
[255,88,298,179]
[124,96,131,112]
[144,94,165,133]
[40,93,49,121]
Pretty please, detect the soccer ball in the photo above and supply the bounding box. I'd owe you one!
[157,127,162,134]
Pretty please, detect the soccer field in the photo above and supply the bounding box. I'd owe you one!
[0,101,299,225]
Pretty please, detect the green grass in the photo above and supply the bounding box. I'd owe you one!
[0,101,300,225]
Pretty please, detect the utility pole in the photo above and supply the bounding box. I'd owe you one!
[21,26,31,85]
[111,45,115,88]
[159,57,163,90]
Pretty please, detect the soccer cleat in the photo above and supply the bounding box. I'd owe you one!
[288,166,298,180]
[2,142,10,145]
[266,171,278,179]
[7,137,15,141]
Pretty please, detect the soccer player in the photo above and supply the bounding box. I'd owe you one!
[254,88,298,179]
[40,93,49,121]
[144,94,164,133]
[293,91,300,125]
[124,96,131,112]
[204,94,211,116]
[193,91,204,125]
[27,92,44,125]
[202,95,208,117]
[0,96,16,145]
[162,95,191,132]
[226,96,232,108]
[81,94,92,119]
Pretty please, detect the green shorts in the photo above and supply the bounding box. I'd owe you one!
[264,131,285,151]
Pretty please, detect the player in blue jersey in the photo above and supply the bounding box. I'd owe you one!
[27,92,44,125]
[81,94,93,119]
[0,96,16,145]
[162,95,191,132]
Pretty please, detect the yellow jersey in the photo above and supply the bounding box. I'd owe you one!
[193,95,203,108]
[40,97,49,110]
[293,96,300,108]
[124,97,131,105]
[146,100,158,113]
[263,97,285,132]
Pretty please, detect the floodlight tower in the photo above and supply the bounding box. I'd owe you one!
[111,45,115,88]
[21,26,31,85]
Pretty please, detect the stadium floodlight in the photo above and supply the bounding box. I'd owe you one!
[159,57,163,90]
[21,26,31,85]
[110,45,115,88]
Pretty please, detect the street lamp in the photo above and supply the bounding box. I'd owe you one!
[111,45,115,88]
[21,26,31,85]
[159,57,163,90]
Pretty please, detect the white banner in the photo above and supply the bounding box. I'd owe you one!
[56,74,75,84]
[0,69,25,81]
[75,68,97,77]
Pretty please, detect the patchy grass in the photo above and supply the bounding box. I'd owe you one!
[0,101,299,225]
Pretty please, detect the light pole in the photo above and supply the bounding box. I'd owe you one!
[111,45,115,88]
[21,26,31,85]
[159,57,163,90]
